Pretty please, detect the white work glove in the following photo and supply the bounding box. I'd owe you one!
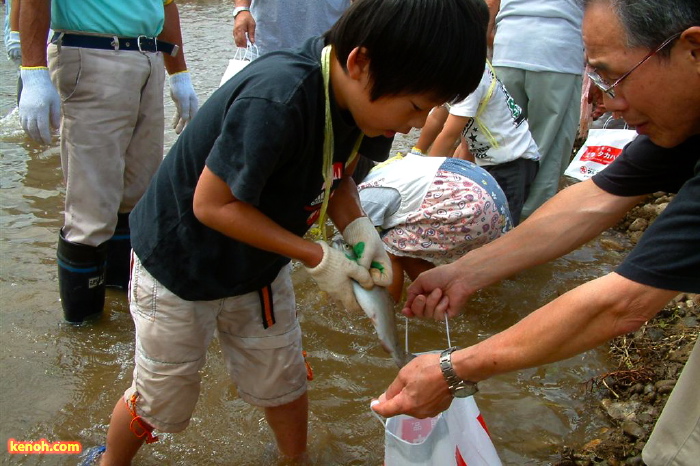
[19,67,61,145]
[305,240,374,313]
[169,71,198,134]
[7,31,21,63]
[342,216,393,287]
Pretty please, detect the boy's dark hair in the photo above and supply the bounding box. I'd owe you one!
[327,0,489,103]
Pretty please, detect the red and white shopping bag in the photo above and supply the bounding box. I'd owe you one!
[375,318,501,465]
[375,395,501,466]
[564,129,637,181]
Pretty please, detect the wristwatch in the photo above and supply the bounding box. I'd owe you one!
[233,6,251,19]
[439,347,478,398]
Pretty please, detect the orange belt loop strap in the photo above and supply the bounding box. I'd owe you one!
[303,350,314,381]
[258,285,275,329]
[125,394,159,444]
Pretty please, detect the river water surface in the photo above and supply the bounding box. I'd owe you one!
[0,1,625,464]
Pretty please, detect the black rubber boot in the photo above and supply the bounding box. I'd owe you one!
[57,230,107,324]
[105,212,131,289]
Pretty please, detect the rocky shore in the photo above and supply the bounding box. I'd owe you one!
[556,193,699,465]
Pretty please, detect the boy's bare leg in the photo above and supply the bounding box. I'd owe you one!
[388,254,435,303]
[398,256,434,283]
[100,399,147,466]
[264,392,309,460]
[387,254,405,303]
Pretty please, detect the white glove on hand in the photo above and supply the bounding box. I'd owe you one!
[169,71,198,134]
[7,31,21,62]
[305,240,374,313]
[343,217,393,287]
[19,67,61,145]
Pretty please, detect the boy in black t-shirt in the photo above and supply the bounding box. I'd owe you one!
[95,0,490,463]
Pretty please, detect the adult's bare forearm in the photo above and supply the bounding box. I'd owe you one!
[453,273,677,382]
[452,180,645,292]
[484,0,500,49]
[19,0,50,66]
[10,0,20,30]
[160,2,188,74]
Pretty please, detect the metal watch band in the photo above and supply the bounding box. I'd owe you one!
[439,346,478,397]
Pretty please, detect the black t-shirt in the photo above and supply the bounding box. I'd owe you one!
[592,135,700,293]
[131,37,392,301]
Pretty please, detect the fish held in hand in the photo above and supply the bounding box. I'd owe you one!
[331,235,415,368]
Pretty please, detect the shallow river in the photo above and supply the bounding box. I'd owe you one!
[0,1,626,464]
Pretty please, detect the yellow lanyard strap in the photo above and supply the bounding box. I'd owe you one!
[316,45,363,240]
[474,60,500,149]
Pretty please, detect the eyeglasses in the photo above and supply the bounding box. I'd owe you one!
[587,32,681,98]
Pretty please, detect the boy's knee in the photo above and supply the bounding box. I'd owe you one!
[123,378,198,434]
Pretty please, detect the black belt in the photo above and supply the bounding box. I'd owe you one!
[52,32,179,57]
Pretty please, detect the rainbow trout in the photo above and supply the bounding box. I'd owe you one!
[331,235,415,368]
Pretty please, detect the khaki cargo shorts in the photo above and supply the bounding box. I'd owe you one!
[124,255,307,433]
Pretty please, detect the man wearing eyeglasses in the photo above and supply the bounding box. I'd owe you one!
[372,0,699,463]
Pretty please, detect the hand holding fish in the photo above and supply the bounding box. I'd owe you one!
[330,236,415,367]
[305,240,372,313]
[371,352,453,419]
[342,217,393,286]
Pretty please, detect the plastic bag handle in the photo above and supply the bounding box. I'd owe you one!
[370,400,388,427]
[403,314,452,354]
[233,42,259,61]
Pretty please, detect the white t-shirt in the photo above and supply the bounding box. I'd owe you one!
[358,154,444,229]
[251,0,350,55]
[492,0,584,74]
[448,63,540,166]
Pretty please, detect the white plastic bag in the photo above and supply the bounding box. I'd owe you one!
[375,319,501,465]
[219,43,259,87]
[564,128,637,181]
[376,395,501,466]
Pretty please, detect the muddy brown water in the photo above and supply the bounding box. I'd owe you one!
[0,2,625,464]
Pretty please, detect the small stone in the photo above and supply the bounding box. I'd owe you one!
[691,294,700,307]
[599,238,626,251]
[630,383,644,395]
[681,316,698,328]
[645,327,665,342]
[629,231,644,244]
[603,400,640,421]
[621,420,646,439]
[628,218,648,232]
[672,293,688,303]
[583,438,602,451]
[655,380,676,394]
[652,203,669,215]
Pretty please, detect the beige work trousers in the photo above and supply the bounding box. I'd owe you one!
[643,338,700,465]
[48,44,165,246]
